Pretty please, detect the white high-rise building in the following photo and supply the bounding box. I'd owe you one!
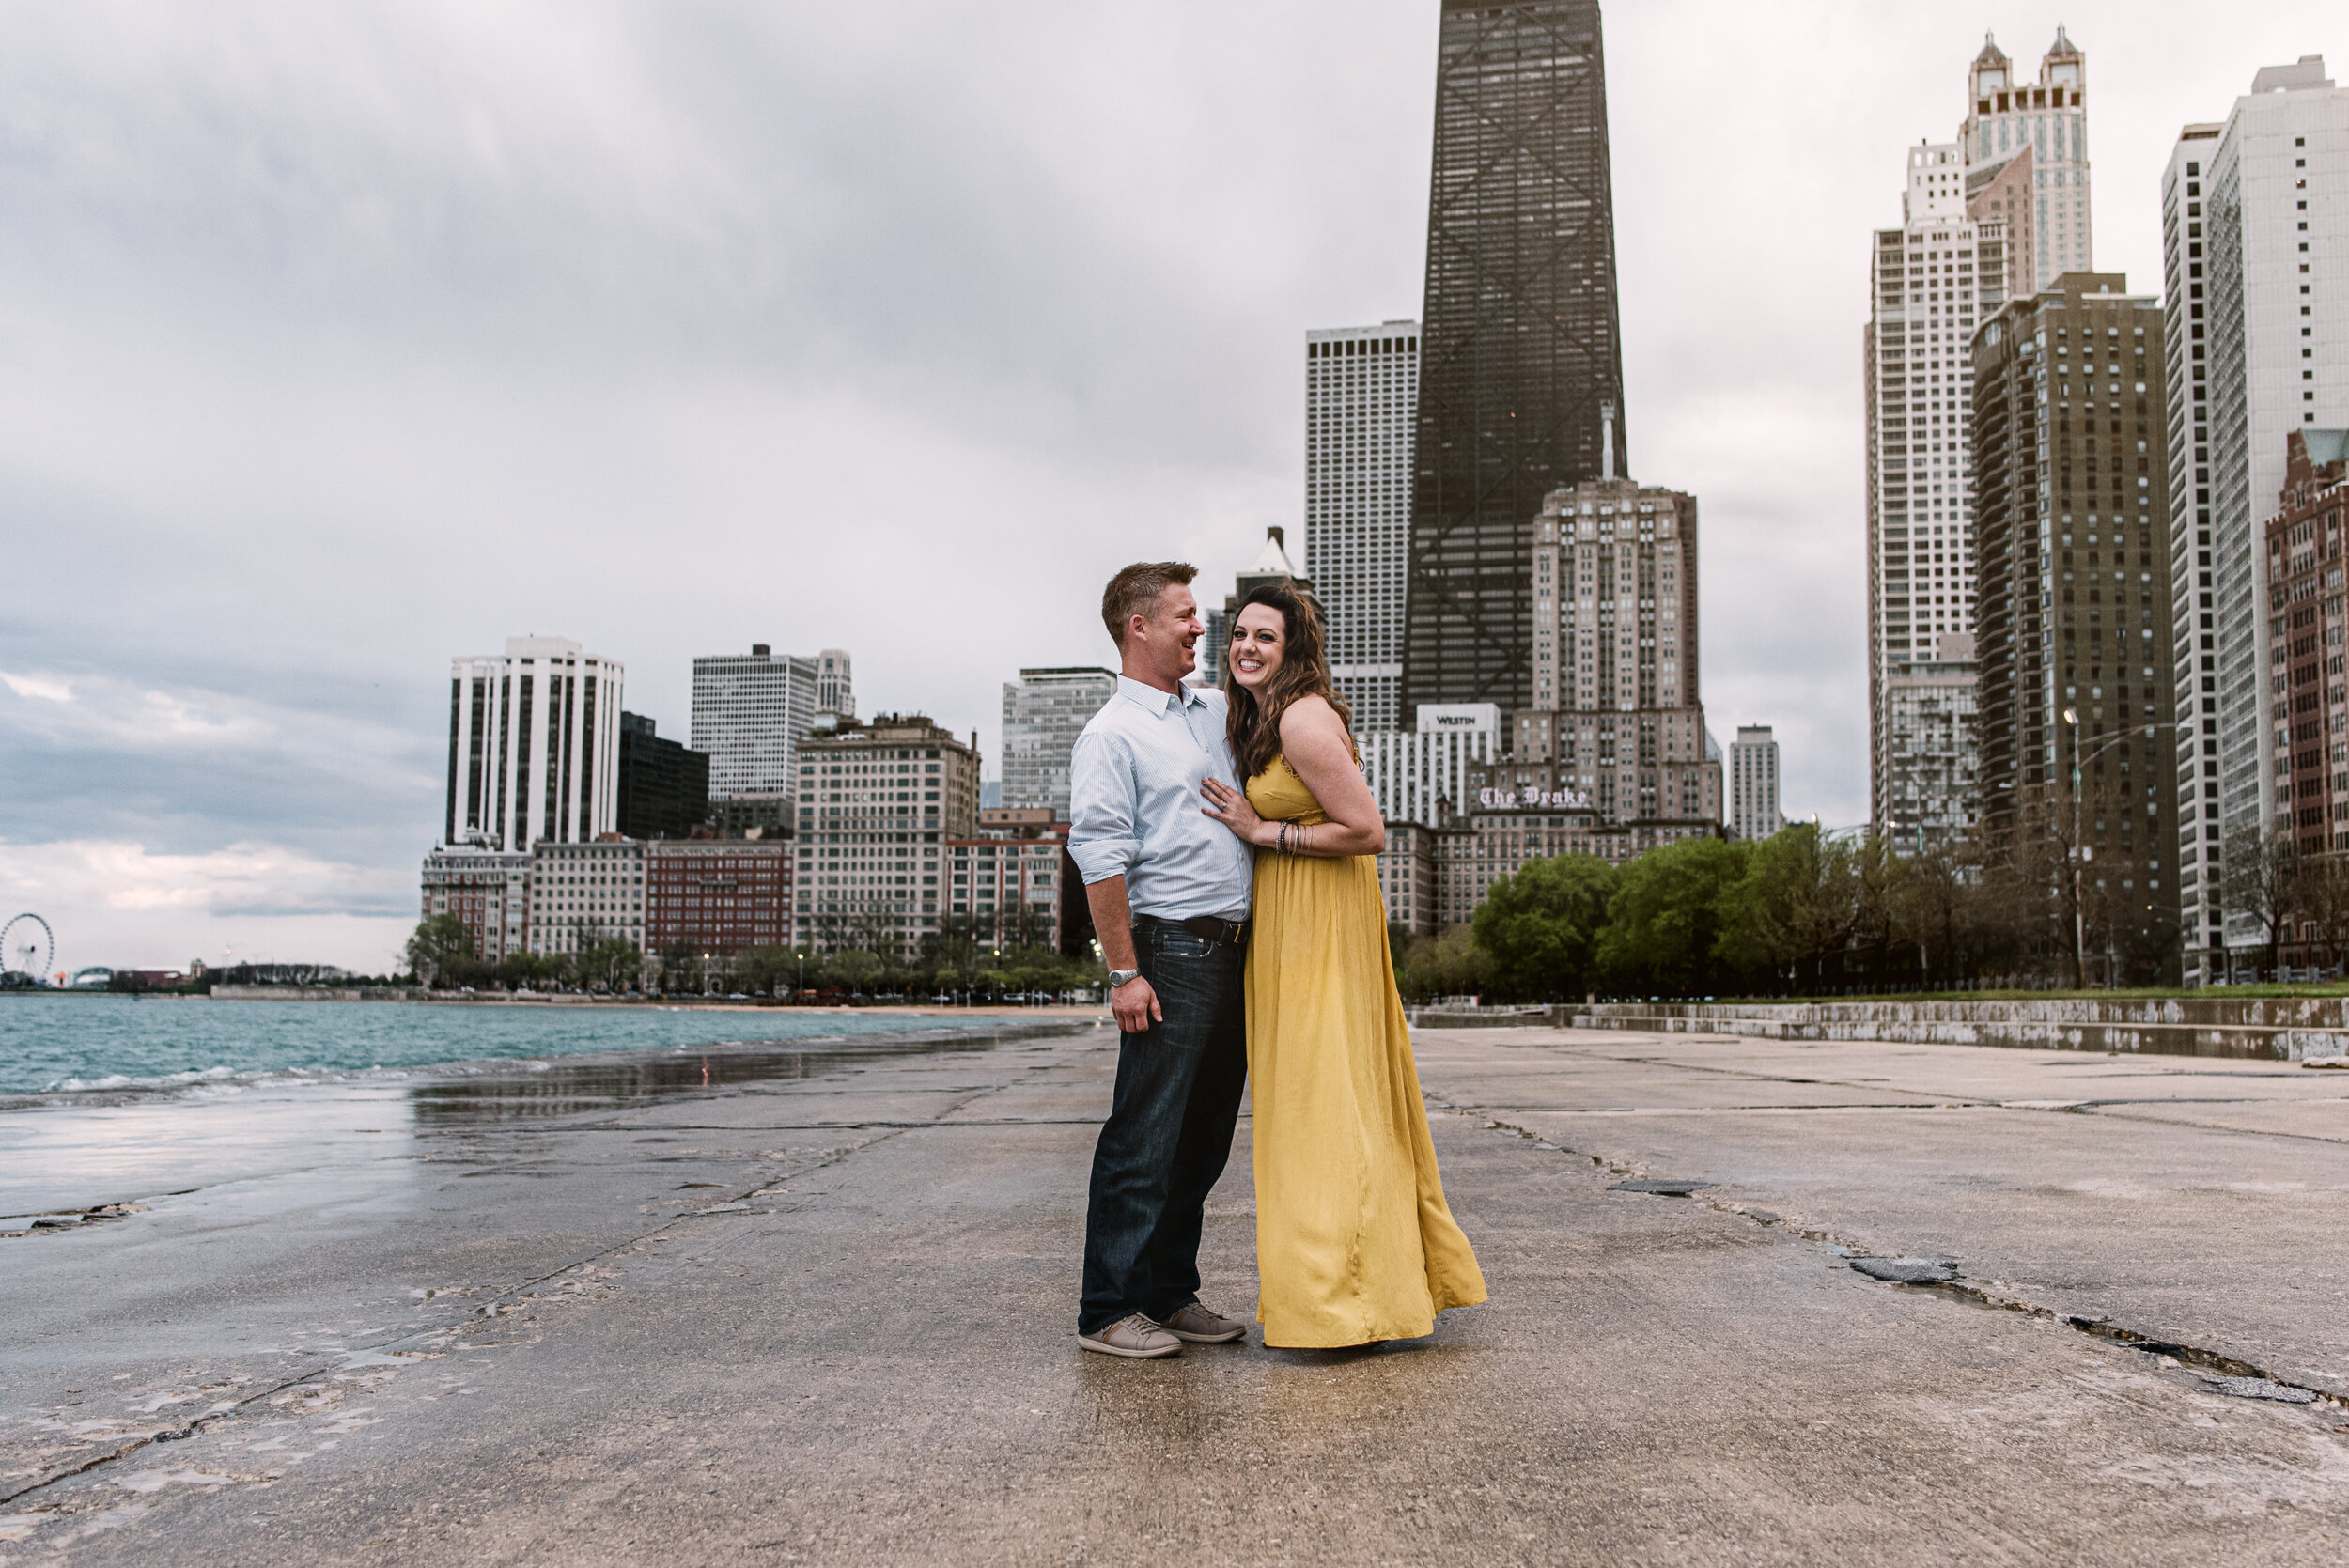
[1866,132,2009,846]
[692,644,822,798]
[1305,321,1418,733]
[1001,666,1116,818]
[1360,704,1501,829]
[1729,726,1783,842]
[2163,57,2349,980]
[444,637,624,850]
[1962,30,2093,289]
[817,649,854,721]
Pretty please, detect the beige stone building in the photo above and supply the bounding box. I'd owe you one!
[525,839,647,957]
[1429,783,1721,932]
[1369,461,1725,936]
[1377,822,1440,938]
[1523,468,1723,834]
[793,714,980,956]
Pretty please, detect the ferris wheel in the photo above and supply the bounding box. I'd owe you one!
[3,913,54,986]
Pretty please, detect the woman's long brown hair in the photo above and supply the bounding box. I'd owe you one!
[1223,582,1354,782]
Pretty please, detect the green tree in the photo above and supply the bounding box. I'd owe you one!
[1473,854,1617,1001]
[827,949,884,989]
[405,914,477,986]
[654,942,705,996]
[1597,836,1752,996]
[1717,823,1865,991]
[494,951,561,991]
[1391,925,1489,1003]
[575,939,643,993]
[918,916,986,979]
[732,946,798,996]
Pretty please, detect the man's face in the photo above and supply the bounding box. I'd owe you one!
[1131,584,1202,682]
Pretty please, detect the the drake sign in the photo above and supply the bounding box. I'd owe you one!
[1479,786,1591,810]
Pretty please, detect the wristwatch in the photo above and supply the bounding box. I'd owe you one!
[1108,968,1142,989]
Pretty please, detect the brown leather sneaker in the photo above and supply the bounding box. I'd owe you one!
[1160,1302,1247,1343]
[1078,1313,1182,1358]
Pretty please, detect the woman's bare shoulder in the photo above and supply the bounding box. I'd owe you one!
[1276,693,1343,735]
[1276,695,1353,756]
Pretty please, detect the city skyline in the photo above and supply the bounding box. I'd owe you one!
[0,4,2336,970]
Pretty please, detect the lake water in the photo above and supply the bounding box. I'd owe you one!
[0,994,1015,1096]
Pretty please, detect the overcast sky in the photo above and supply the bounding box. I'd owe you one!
[0,2,2337,974]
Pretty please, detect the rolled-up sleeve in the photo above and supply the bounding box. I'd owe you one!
[1067,730,1140,886]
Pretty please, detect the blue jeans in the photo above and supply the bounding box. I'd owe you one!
[1078,918,1249,1335]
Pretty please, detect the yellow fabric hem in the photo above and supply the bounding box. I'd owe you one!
[1259,1296,1484,1350]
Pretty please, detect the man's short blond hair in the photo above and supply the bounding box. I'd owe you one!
[1100,561,1198,647]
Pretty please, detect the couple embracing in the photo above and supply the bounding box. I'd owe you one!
[1068,561,1486,1358]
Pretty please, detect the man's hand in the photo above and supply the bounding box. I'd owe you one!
[1112,973,1163,1033]
[1086,875,1156,1033]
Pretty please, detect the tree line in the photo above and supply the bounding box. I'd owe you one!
[1387,817,2203,1003]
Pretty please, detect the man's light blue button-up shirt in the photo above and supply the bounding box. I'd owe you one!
[1067,676,1253,923]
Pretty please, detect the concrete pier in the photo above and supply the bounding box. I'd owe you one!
[7,1023,2349,1562]
[1558,996,2349,1061]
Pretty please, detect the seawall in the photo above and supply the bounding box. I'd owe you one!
[1561,997,2349,1061]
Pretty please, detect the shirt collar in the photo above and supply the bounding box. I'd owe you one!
[1117,675,1207,713]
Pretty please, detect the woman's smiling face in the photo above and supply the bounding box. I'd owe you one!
[1230,604,1286,690]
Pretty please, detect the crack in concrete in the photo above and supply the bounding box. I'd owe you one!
[0,1362,338,1508]
[1433,1097,2349,1418]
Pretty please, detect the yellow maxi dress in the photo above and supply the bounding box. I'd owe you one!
[1245,754,1486,1347]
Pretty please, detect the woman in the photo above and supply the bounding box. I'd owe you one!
[1200,582,1486,1348]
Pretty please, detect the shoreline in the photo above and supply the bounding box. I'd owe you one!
[62,986,1110,1016]
[0,1015,1106,1220]
[0,1006,1106,1115]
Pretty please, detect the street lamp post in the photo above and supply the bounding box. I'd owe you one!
[2061,711,2184,991]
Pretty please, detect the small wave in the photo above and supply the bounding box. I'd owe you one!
[35,1061,423,1098]
[51,1064,244,1094]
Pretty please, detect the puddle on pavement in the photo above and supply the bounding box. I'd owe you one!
[405,1026,1074,1126]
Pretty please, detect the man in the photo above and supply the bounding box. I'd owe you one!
[1066,561,1254,1358]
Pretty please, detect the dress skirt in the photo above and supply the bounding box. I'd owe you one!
[1244,756,1486,1348]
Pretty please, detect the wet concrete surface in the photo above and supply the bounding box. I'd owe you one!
[7,1023,2349,1561]
[1418,1027,2349,1399]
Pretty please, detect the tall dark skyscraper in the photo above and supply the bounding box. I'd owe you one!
[1404,0,1627,723]
[616,711,711,841]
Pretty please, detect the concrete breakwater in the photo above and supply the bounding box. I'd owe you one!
[206,986,693,1004]
[1561,996,2349,1061]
